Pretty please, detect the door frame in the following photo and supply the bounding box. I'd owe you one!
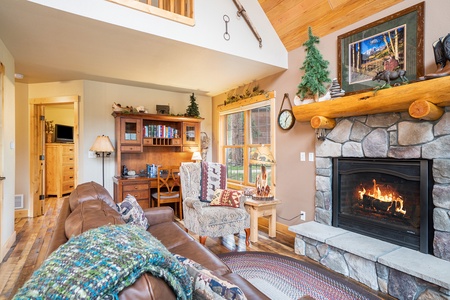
[29,96,79,217]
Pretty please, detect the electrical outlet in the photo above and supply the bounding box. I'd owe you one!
[300,152,306,161]
[308,152,314,162]
[88,150,96,158]
[300,211,306,221]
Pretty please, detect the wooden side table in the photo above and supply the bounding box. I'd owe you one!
[244,199,281,243]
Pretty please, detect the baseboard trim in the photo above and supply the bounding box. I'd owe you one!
[258,217,296,238]
[15,209,28,219]
[1,231,16,261]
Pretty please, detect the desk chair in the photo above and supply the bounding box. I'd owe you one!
[151,166,182,219]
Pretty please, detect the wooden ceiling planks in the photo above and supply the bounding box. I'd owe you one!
[259,0,404,51]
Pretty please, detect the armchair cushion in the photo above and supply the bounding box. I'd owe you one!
[117,194,149,230]
[200,162,227,202]
[210,189,243,208]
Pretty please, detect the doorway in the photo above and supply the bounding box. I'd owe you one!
[29,96,79,217]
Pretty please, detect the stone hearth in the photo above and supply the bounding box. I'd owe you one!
[289,109,450,299]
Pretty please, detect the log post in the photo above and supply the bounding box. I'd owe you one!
[310,116,336,129]
[409,100,444,121]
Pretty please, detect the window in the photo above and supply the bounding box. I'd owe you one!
[219,96,275,191]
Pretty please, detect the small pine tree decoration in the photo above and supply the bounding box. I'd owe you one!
[186,93,200,117]
[297,27,331,100]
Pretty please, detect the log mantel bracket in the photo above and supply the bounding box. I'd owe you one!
[293,77,450,129]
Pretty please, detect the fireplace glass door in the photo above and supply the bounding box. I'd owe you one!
[332,158,433,253]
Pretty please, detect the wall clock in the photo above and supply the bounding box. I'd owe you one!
[278,93,295,130]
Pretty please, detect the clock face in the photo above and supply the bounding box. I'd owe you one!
[278,109,295,130]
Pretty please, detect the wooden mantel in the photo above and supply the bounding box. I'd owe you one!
[293,77,450,128]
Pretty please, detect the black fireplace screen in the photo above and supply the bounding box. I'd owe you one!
[332,158,433,253]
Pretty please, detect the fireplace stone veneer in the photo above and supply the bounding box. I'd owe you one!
[289,109,450,299]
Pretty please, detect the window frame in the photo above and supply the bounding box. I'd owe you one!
[218,96,276,192]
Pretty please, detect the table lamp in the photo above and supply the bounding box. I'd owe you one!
[191,151,202,163]
[90,135,114,186]
[249,145,275,200]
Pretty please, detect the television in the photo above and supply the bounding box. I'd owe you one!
[55,124,74,143]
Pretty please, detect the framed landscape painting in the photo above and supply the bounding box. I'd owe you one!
[337,2,424,94]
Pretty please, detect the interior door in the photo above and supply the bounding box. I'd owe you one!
[29,96,79,217]
[38,105,46,215]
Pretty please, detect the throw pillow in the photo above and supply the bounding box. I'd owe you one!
[210,189,243,208]
[116,194,149,229]
[199,162,227,202]
[174,254,247,300]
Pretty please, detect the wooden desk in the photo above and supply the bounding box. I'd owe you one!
[244,199,281,243]
[113,176,157,209]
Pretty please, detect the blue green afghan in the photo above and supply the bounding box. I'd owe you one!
[14,224,193,300]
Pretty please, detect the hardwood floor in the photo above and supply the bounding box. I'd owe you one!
[0,197,389,300]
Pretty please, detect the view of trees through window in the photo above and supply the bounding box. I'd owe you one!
[224,105,272,187]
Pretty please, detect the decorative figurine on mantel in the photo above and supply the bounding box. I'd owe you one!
[329,78,345,98]
[250,146,275,200]
[185,93,200,118]
[297,27,331,102]
[423,33,450,79]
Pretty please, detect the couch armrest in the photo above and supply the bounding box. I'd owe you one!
[143,207,174,226]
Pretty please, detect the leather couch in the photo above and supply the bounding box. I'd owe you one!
[46,181,268,300]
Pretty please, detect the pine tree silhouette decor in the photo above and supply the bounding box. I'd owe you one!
[186,93,200,117]
[297,27,331,100]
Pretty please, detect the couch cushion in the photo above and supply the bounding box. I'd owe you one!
[169,240,230,276]
[210,189,243,208]
[175,254,246,300]
[148,222,193,250]
[69,181,117,211]
[117,194,149,230]
[65,199,124,238]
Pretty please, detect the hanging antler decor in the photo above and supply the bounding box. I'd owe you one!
[232,0,263,48]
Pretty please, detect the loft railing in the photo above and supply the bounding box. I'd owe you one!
[108,0,195,26]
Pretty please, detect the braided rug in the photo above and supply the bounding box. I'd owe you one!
[219,251,382,300]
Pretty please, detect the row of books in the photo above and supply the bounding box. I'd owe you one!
[143,125,180,138]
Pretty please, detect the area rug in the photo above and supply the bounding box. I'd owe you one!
[218,251,382,300]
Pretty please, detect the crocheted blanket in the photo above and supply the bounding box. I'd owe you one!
[14,225,193,300]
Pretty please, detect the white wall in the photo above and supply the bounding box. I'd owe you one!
[0,38,16,260]
[25,80,212,196]
[30,0,287,69]
[15,83,29,211]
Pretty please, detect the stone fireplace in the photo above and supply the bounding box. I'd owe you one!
[290,109,450,299]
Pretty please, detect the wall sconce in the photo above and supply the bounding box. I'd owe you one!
[191,151,202,163]
[90,135,114,186]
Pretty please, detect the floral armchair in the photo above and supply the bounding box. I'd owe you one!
[180,162,250,246]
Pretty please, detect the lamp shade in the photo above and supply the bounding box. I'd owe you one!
[191,151,202,161]
[90,135,114,153]
[249,146,275,165]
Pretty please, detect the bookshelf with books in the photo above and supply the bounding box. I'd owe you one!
[112,112,202,177]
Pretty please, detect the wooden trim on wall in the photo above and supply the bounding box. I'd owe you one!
[107,0,195,26]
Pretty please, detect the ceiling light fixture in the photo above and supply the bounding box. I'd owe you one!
[14,73,24,79]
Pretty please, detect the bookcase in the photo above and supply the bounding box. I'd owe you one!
[112,112,202,205]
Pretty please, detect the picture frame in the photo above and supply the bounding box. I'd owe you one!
[156,105,170,115]
[337,2,424,95]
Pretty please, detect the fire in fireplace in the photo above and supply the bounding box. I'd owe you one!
[332,158,433,253]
